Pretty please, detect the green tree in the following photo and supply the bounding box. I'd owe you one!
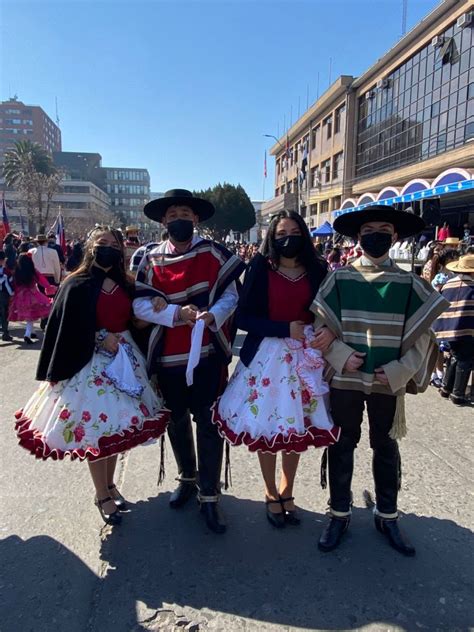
[3,140,61,233]
[195,183,256,242]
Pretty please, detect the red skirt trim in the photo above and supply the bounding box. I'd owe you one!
[14,409,169,462]
[211,402,340,455]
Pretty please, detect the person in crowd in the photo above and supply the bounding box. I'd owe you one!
[421,242,443,282]
[14,227,169,525]
[30,234,61,286]
[133,189,246,534]
[0,250,14,342]
[66,241,84,272]
[213,211,339,528]
[431,250,459,291]
[312,204,448,556]
[3,233,17,271]
[8,254,55,344]
[123,225,141,268]
[327,247,343,271]
[47,232,65,265]
[434,254,474,406]
[437,222,450,242]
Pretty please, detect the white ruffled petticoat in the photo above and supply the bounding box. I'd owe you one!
[213,326,340,453]
[15,331,169,461]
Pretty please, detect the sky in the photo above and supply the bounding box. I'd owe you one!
[1,0,440,200]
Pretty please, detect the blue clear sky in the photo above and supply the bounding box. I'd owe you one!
[2,0,439,200]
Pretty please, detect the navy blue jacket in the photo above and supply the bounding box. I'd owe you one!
[237,253,327,367]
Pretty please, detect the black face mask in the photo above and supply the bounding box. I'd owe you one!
[360,232,393,259]
[274,235,304,259]
[167,219,194,242]
[94,246,122,268]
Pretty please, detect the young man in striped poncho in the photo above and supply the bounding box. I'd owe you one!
[133,190,245,534]
[312,205,449,556]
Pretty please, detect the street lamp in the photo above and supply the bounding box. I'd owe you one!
[263,133,284,150]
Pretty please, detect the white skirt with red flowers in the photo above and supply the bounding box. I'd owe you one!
[15,330,169,461]
[213,328,340,453]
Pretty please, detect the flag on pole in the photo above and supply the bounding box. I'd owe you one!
[264,150,267,178]
[1,195,10,234]
[56,212,66,254]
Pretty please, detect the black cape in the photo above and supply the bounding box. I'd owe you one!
[36,267,131,382]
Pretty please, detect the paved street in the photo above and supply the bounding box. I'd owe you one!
[1,323,473,632]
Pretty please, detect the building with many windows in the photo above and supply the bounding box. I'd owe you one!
[104,168,151,228]
[264,0,474,234]
[0,97,61,163]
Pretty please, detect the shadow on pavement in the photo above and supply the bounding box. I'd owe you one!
[95,494,474,630]
[0,534,100,632]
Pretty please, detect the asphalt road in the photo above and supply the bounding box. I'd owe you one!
[1,323,473,632]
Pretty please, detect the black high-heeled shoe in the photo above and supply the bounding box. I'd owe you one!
[265,498,285,528]
[108,484,128,511]
[279,495,301,526]
[94,496,122,525]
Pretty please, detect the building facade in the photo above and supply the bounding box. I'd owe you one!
[264,0,474,234]
[103,168,151,228]
[0,97,61,163]
[262,76,354,229]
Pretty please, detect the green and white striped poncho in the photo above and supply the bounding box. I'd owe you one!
[312,258,449,397]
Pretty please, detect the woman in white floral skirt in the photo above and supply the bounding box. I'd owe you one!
[15,227,169,525]
[213,211,340,528]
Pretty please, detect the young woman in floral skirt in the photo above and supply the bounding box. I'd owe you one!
[213,211,340,527]
[15,227,169,525]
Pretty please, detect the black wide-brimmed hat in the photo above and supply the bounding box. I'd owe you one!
[143,189,215,223]
[333,204,425,239]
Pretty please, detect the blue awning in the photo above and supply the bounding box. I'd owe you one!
[311,221,333,236]
[333,178,474,219]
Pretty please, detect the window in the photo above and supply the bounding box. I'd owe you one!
[468,83,474,100]
[4,109,20,114]
[311,166,321,188]
[320,200,329,214]
[335,104,345,134]
[465,122,474,140]
[311,125,320,150]
[5,118,21,124]
[323,116,332,139]
[322,159,331,183]
[333,152,343,179]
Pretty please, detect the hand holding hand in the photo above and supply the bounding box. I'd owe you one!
[152,296,167,312]
[196,311,216,328]
[179,304,198,327]
[102,332,120,354]
[310,326,336,351]
[289,320,305,341]
[374,367,389,385]
[343,351,366,372]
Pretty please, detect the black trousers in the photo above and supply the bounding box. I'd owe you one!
[442,340,474,400]
[328,388,400,515]
[157,356,225,497]
[0,292,10,333]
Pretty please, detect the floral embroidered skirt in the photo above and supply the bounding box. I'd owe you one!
[15,330,169,461]
[213,333,340,453]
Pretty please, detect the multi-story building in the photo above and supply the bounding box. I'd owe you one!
[264,0,474,234]
[263,76,354,229]
[103,168,151,228]
[0,97,61,163]
[340,0,474,231]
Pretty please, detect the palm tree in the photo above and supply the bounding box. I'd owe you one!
[3,140,58,233]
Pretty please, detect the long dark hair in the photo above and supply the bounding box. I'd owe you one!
[14,253,36,286]
[261,210,327,285]
[68,226,134,294]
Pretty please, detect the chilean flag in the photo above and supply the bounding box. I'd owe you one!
[56,213,66,254]
[1,196,10,234]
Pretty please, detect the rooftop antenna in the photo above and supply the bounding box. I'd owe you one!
[402,0,408,36]
[55,96,60,126]
[328,57,332,87]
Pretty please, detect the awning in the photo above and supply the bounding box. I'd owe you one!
[311,221,333,236]
[333,177,474,219]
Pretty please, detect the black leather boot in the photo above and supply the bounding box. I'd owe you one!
[199,497,226,534]
[167,411,197,508]
[318,514,350,552]
[451,364,471,405]
[169,477,198,509]
[374,515,416,556]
